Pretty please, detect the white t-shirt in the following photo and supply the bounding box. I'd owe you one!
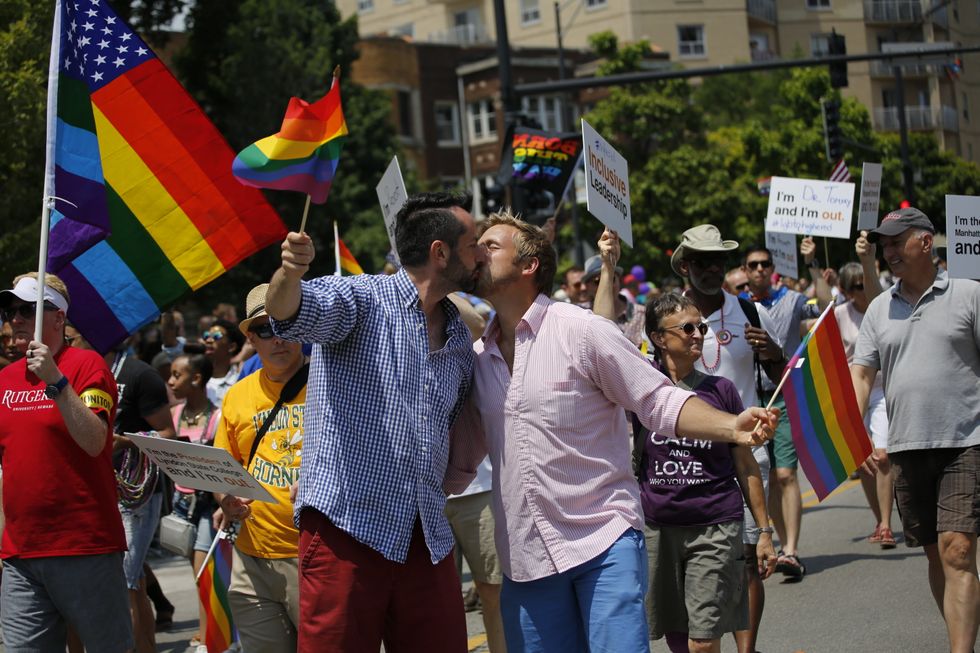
[449,456,492,498]
[695,291,781,410]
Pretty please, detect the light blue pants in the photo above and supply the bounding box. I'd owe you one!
[500,527,650,653]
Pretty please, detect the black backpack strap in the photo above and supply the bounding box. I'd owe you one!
[738,297,766,407]
[246,363,309,469]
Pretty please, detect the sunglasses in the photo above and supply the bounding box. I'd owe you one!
[662,321,709,336]
[248,323,276,340]
[734,282,750,292]
[686,255,727,268]
[1,302,59,323]
[201,329,225,341]
[849,283,864,291]
[746,260,773,271]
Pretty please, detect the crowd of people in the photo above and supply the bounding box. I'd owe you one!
[0,194,976,653]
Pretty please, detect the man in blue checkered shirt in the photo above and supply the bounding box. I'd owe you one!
[267,192,486,652]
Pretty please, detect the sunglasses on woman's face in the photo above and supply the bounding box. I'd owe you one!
[661,321,709,336]
[201,329,225,341]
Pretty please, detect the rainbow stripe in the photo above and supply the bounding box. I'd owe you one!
[782,307,873,500]
[197,533,236,653]
[46,0,284,353]
[232,82,348,204]
[338,237,364,275]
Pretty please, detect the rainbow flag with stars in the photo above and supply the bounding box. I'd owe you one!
[44,0,285,353]
[781,305,873,500]
[232,79,348,204]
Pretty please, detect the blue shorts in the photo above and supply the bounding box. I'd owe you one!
[119,492,162,590]
[1,553,133,652]
[500,527,649,653]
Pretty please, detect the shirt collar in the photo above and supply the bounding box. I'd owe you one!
[392,268,421,308]
[480,294,551,353]
[889,268,948,300]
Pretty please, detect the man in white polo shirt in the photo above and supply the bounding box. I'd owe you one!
[851,207,979,653]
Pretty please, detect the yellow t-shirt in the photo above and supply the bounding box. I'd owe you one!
[213,369,305,559]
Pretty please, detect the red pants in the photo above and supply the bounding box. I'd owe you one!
[298,509,468,653]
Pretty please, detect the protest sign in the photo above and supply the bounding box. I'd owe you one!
[765,176,855,239]
[582,119,632,247]
[376,156,407,263]
[127,433,277,503]
[945,195,980,279]
[499,125,582,197]
[765,230,799,279]
[857,163,883,230]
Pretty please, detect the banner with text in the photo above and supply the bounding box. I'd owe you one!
[945,194,980,279]
[765,176,855,239]
[376,156,407,264]
[582,119,633,247]
[127,434,276,503]
[857,163,883,230]
[498,125,582,199]
[765,230,799,279]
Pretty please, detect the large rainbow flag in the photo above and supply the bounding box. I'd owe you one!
[44,0,285,353]
[231,80,348,204]
[196,531,236,653]
[781,305,873,500]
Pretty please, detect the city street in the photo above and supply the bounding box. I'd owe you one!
[145,471,951,653]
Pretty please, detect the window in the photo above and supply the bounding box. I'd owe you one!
[357,0,374,13]
[806,0,831,8]
[521,0,541,24]
[677,25,705,58]
[390,23,414,38]
[586,0,608,7]
[467,99,497,142]
[522,96,564,131]
[434,101,461,145]
[810,33,832,57]
[397,90,413,138]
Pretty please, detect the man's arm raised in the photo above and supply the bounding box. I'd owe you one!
[267,232,315,321]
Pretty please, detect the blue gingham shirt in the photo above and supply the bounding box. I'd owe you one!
[271,269,474,563]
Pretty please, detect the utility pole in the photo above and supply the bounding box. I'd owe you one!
[893,65,917,205]
[555,0,584,266]
[492,0,523,215]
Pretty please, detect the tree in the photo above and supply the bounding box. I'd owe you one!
[176,0,399,305]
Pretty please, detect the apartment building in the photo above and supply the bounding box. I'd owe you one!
[338,0,979,162]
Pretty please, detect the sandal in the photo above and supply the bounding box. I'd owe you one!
[879,527,897,549]
[868,525,882,544]
[775,553,806,580]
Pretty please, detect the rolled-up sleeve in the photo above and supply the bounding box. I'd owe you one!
[271,277,361,344]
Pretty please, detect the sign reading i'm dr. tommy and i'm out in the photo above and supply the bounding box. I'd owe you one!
[582,119,633,247]
[765,176,855,239]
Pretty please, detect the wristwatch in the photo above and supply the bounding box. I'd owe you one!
[758,526,775,534]
[44,375,69,399]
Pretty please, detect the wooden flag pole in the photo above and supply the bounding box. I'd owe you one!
[298,194,312,234]
[823,237,830,272]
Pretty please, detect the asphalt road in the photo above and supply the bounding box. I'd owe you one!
[0,470,952,653]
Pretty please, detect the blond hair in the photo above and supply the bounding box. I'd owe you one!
[482,210,557,295]
[12,272,71,306]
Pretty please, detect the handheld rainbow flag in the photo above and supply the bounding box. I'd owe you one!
[339,238,364,275]
[780,304,873,500]
[43,0,285,353]
[196,530,237,653]
[232,72,348,204]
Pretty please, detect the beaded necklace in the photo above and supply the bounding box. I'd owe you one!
[111,351,159,508]
[686,292,732,374]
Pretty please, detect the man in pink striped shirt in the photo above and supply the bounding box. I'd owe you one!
[446,212,779,652]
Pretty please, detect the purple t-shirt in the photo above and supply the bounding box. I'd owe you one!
[638,372,745,528]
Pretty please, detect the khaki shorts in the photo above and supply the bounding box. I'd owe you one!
[644,521,748,641]
[229,548,300,653]
[445,490,502,585]
[891,446,980,548]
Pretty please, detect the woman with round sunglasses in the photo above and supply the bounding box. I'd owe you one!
[199,319,244,406]
[834,234,894,548]
[167,353,222,652]
[637,294,775,653]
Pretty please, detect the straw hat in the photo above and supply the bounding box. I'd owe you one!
[670,224,739,277]
[239,283,270,335]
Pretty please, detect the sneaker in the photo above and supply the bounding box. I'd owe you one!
[775,553,806,580]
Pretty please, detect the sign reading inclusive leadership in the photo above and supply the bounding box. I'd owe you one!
[582,119,633,247]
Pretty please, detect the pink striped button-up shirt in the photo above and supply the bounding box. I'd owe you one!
[446,295,694,582]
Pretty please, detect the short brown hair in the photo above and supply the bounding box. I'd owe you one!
[12,272,71,306]
[482,210,557,296]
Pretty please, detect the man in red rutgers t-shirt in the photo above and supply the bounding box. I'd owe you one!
[0,273,132,652]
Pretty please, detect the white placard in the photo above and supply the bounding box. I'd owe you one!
[126,434,277,503]
[376,156,408,264]
[765,230,799,279]
[582,119,633,247]
[857,163,883,231]
[945,194,980,279]
[765,176,855,239]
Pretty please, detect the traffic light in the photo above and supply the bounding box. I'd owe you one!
[481,179,505,216]
[822,98,843,162]
[828,30,847,88]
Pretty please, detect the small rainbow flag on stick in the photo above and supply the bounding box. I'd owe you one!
[196,530,237,653]
[777,304,873,500]
[232,68,348,205]
[333,221,363,275]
